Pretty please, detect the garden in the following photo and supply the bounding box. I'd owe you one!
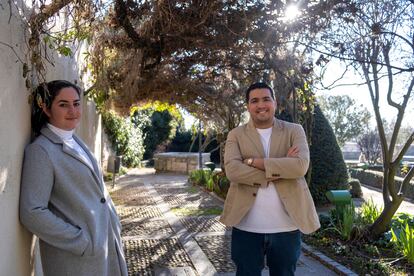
[188,167,414,275]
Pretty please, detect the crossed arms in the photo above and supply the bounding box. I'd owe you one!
[224,124,310,187]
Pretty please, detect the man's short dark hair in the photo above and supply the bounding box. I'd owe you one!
[245,82,274,103]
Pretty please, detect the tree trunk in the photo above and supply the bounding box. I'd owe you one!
[369,195,403,238]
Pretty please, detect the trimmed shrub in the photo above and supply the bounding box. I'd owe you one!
[309,106,349,204]
[349,178,363,198]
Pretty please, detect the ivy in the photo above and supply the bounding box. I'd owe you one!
[102,110,144,167]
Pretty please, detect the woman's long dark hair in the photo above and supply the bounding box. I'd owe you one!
[31,80,81,136]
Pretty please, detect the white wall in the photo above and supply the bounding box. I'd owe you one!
[0,3,101,276]
[0,4,33,275]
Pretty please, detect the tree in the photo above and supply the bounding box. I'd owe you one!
[319,0,414,237]
[318,95,371,146]
[357,129,382,164]
[131,102,183,160]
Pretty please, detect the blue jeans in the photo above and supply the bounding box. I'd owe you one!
[231,228,301,276]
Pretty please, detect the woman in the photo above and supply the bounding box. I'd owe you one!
[20,80,128,276]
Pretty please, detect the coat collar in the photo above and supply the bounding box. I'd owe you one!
[245,118,285,157]
[40,127,102,187]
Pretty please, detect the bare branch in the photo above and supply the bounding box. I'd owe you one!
[286,40,414,73]
[0,41,24,63]
[393,131,414,165]
[7,0,12,24]
[383,44,400,109]
[389,78,414,156]
[380,31,414,52]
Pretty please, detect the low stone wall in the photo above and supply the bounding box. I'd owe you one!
[349,168,414,200]
[154,152,211,173]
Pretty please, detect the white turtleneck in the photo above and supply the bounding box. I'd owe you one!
[47,123,94,170]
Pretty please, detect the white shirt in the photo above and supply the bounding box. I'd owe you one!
[47,124,94,170]
[235,127,298,233]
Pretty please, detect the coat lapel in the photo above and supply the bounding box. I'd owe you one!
[246,119,265,157]
[73,135,102,179]
[41,127,103,190]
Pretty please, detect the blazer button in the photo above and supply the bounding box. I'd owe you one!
[100,198,106,203]
[253,193,257,197]
[272,174,280,177]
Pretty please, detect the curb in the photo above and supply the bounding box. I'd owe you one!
[301,243,358,276]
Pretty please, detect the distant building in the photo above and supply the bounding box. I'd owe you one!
[341,142,361,161]
[341,142,414,163]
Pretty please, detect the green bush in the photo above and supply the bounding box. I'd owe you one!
[188,169,212,186]
[102,111,144,167]
[349,178,363,198]
[329,202,356,241]
[309,106,349,204]
[131,102,183,159]
[189,169,230,199]
[391,221,414,264]
[360,198,382,225]
[188,169,204,185]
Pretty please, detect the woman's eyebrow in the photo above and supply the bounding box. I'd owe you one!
[56,99,80,103]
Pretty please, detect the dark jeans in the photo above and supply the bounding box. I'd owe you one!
[231,228,301,276]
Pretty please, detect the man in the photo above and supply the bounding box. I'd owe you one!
[220,82,320,276]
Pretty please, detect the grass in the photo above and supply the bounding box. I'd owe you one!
[186,186,199,194]
[170,206,223,216]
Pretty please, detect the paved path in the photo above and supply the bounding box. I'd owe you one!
[355,184,414,214]
[108,168,341,276]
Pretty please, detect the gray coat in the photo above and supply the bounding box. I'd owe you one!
[20,127,128,276]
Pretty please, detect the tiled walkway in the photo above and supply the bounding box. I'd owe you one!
[109,168,340,276]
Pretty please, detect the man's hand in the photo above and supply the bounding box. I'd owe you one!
[287,146,299,157]
[267,146,300,183]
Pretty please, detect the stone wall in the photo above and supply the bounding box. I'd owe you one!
[154,152,211,173]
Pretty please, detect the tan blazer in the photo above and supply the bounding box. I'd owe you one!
[220,118,320,234]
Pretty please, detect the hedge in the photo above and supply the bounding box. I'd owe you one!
[349,168,414,200]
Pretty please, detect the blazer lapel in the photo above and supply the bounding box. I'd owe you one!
[269,119,285,157]
[246,119,265,157]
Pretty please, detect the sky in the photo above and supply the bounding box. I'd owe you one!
[181,60,414,131]
[315,59,414,129]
